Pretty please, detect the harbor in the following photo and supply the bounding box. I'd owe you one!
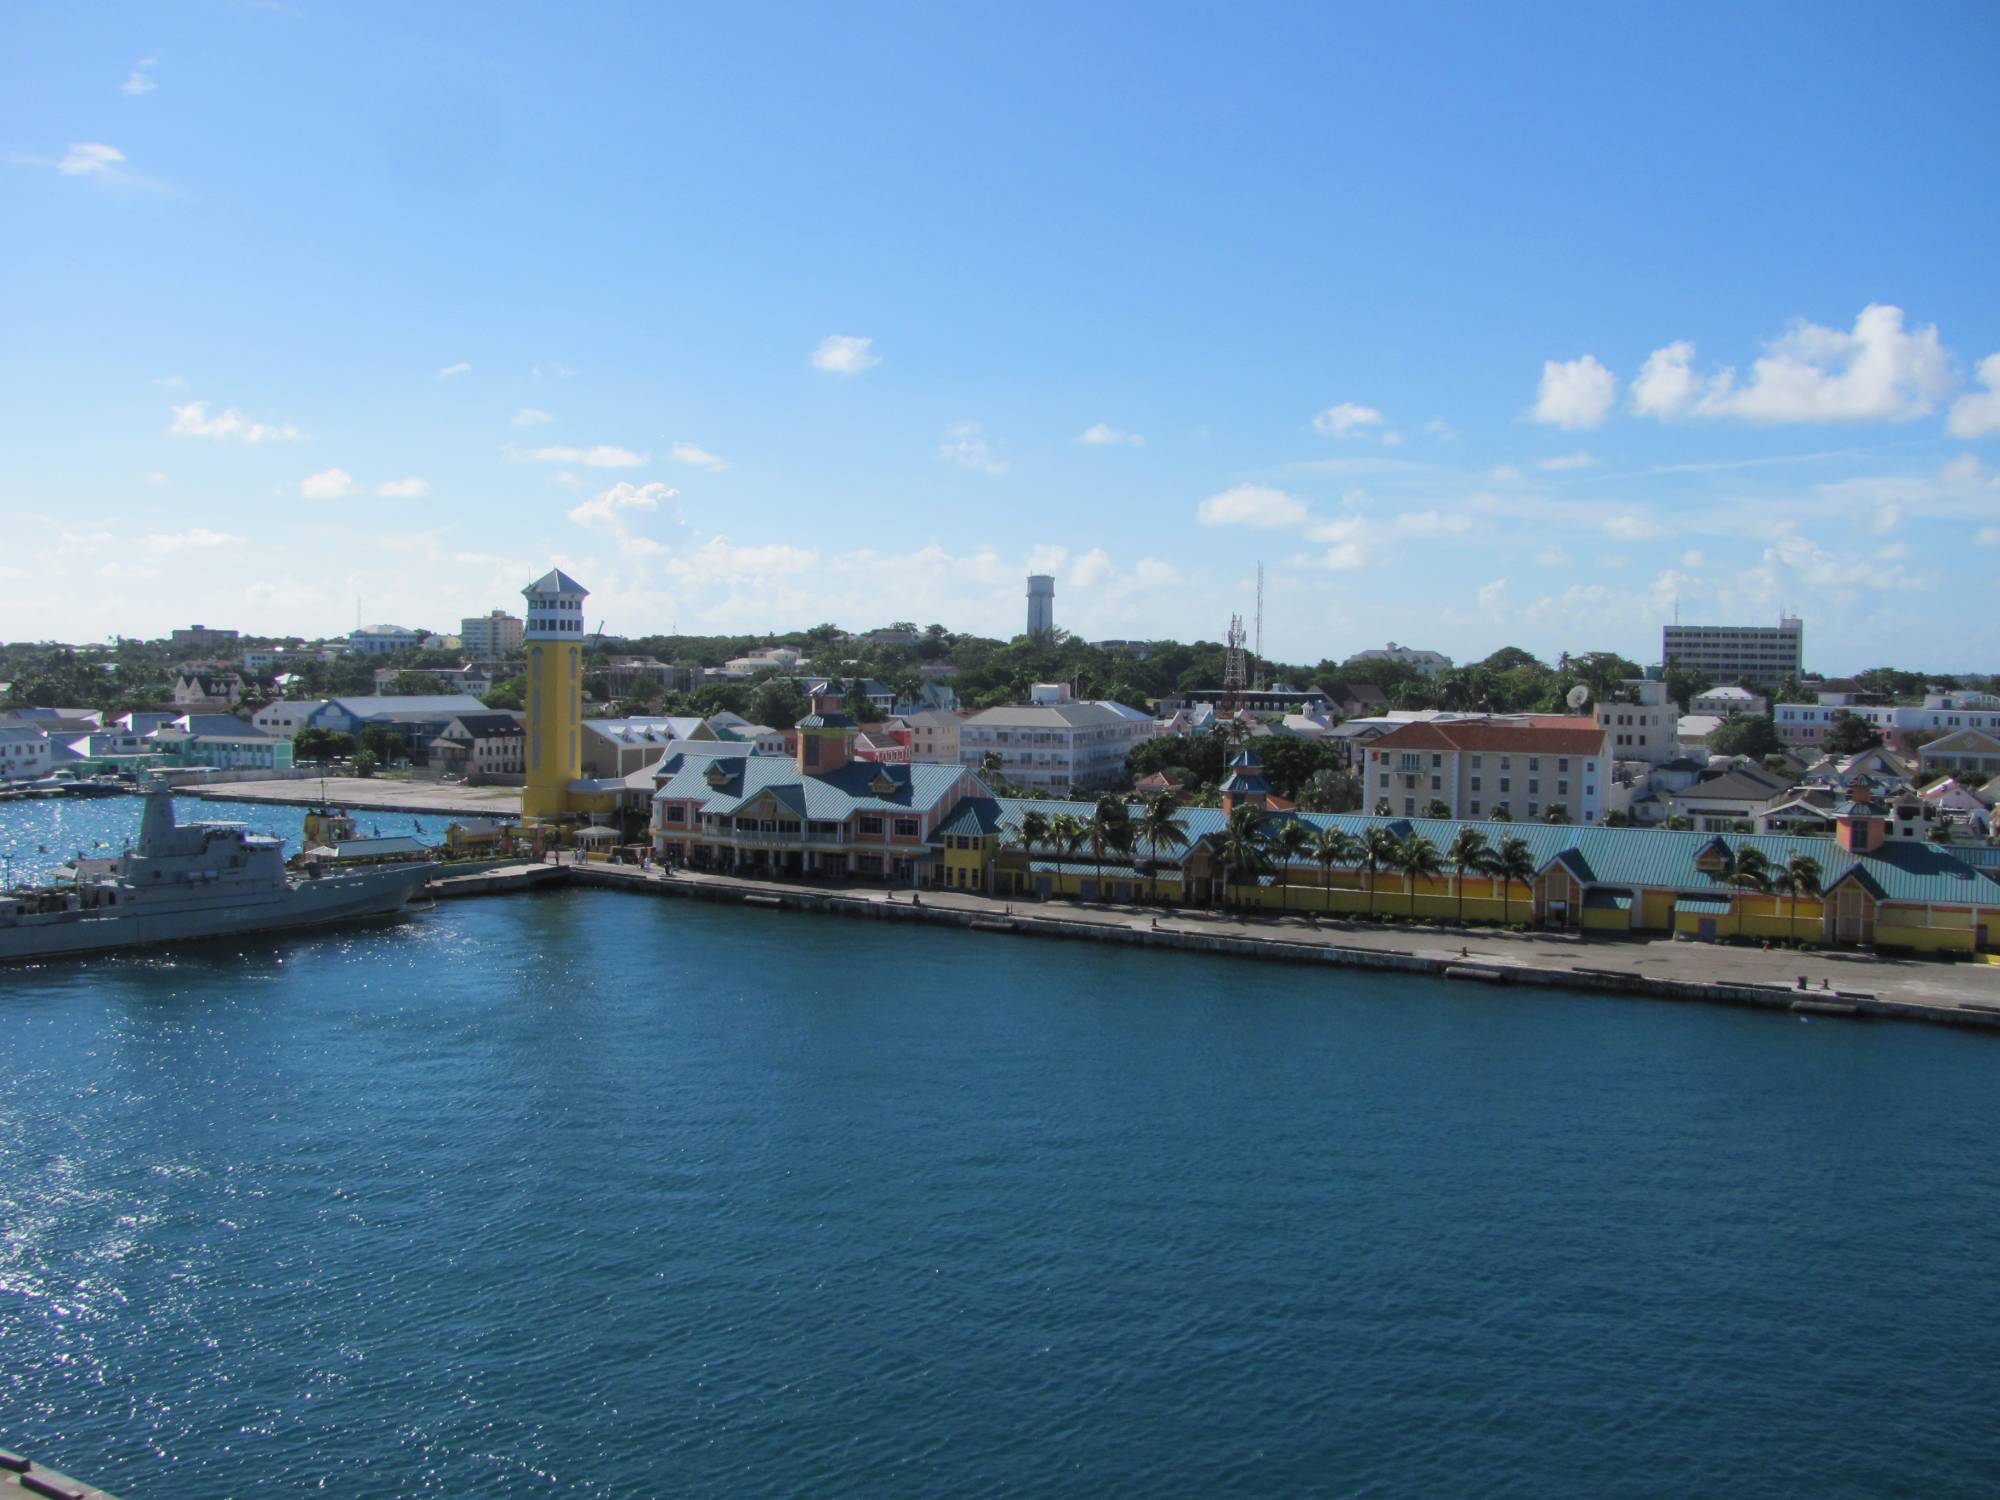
[437,858,2000,1031]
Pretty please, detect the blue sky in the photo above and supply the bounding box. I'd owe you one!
[4,2,1998,671]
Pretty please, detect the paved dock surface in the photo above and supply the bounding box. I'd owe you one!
[186,776,522,817]
[1,1445,119,1499]
[463,860,2000,1028]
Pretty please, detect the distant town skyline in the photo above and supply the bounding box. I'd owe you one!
[4,5,1997,669]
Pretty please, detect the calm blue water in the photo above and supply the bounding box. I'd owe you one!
[4,889,1999,1498]
[0,794,457,886]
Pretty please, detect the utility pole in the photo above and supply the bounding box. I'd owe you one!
[1253,562,1266,692]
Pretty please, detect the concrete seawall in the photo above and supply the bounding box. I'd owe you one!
[436,863,2000,1035]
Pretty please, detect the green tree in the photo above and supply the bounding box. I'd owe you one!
[1311,825,1361,916]
[1297,767,1362,813]
[1087,794,1134,901]
[1775,853,1823,943]
[359,724,403,767]
[1544,803,1572,824]
[1136,792,1189,904]
[1709,714,1783,759]
[484,676,525,711]
[1424,797,1452,819]
[1018,808,1050,866]
[1048,811,1088,887]
[1824,711,1884,756]
[1394,834,1445,918]
[1373,797,1394,817]
[1446,826,1492,926]
[1215,802,1271,908]
[1269,817,1315,914]
[1492,837,1535,925]
[1360,826,1400,917]
[353,749,379,778]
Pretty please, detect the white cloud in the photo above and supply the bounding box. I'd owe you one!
[1198,484,1309,529]
[1948,353,2000,438]
[300,468,355,500]
[98,561,162,580]
[1312,402,1384,438]
[567,480,677,534]
[1603,513,1667,541]
[1134,557,1181,585]
[1477,578,1507,611]
[1632,305,1950,424]
[1310,542,1369,571]
[122,58,157,96]
[1026,544,1068,576]
[939,421,1005,475]
[58,142,126,176]
[811,334,879,375]
[670,441,729,472]
[144,527,245,553]
[1535,547,1573,567]
[1539,450,1596,471]
[517,444,648,468]
[1681,550,1705,568]
[145,471,168,485]
[1070,548,1113,587]
[1487,463,1524,482]
[510,408,555,427]
[436,361,471,379]
[378,477,431,498]
[531,361,577,381]
[1976,527,2000,548]
[1424,417,1459,442]
[1077,423,1145,447]
[168,401,302,443]
[1533,355,1616,429]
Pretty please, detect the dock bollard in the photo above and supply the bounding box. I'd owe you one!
[1798,975,1808,989]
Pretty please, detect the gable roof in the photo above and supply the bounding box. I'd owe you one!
[652,753,970,821]
[322,695,490,719]
[1920,727,2000,755]
[1365,718,1606,755]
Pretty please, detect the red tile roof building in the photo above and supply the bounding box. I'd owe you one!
[1364,717,1610,822]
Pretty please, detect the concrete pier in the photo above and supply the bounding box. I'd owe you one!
[439,860,2000,1034]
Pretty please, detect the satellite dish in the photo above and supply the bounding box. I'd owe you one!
[1566,684,1591,710]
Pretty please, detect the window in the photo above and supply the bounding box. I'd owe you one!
[1499,777,1511,793]
[860,815,883,834]
[1558,758,1569,772]
[1499,757,1511,770]
[1557,780,1569,796]
[1404,797,1416,815]
[1470,776,1482,792]
[1470,800,1482,815]
[1529,779,1540,795]
[894,817,920,838]
[1431,754,1442,768]
[1431,775,1441,791]
[1529,757,1540,771]
[1379,773,1389,789]
[1470,755,1483,769]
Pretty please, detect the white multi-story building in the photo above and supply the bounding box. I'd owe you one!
[251,699,331,738]
[1662,615,1802,686]
[348,624,427,656]
[1344,642,1453,677]
[893,708,964,764]
[1362,718,1610,823]
[959,700,1154,795]
[1690,684,1768,719]
[0,725,54,780]
[460,611,525,656]
[1596,679,1680,767]
[1776,689,2000,751]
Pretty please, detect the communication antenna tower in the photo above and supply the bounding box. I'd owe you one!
[1222,613,1248,716]
[1253,562,1266,692]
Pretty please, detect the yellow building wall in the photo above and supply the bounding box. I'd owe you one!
[523,639,582,820]
[940,837,998,890]
[1874,907,1978,952]
[1640,891,1678,932]
[1583,906,1629,932]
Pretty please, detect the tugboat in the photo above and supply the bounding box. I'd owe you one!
[0,782,432,962]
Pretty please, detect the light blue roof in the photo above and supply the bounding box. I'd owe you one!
[653,753,969,821]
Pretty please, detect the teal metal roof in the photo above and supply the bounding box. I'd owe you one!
[934,797,1003,838]
[652,753,968,821]
[1583,889,1633,910]
[1675,894,1733,912]
[979,799,1999,910]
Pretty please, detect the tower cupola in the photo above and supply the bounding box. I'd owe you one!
[522,568,590,641]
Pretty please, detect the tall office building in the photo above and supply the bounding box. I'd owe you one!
[1662,614,1803,687]
[1026,574,1056,637]
[522,567,589,821]
[461,610,525,656]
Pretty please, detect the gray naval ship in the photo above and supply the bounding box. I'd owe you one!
[0,785,431,962]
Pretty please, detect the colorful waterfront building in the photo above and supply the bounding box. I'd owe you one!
[650,683,995,885]
[522,567,589,822]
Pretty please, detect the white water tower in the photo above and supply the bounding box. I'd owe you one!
[1026,574,1055,637]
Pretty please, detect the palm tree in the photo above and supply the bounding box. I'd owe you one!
[1270,818,1314,914]
[1311,825,1361,916]
[1544,804,1572,825]
[1492,836,1534,925]
[1424,798,1452,819]
[1361,826,1401,917]
[1047,811,1087,896]
[1775,853,1823,943]
[1136,791,1189,905]
[1215,802,1271,908]
[1395,834,1445,918]
[1446,826,1491,926]
[1087,794,1133,902]
[1018,808,1049,864]
[1721,844,1773,931]
[1373,797,1394,817]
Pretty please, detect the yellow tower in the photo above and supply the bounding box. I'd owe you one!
[521,566,589,821]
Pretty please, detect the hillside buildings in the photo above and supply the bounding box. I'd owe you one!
[169,624,238,652]
[460,610,525,655]
[429,712,527,782]
[1776,687,2000,753]
[1663,614,1803,687]
[1596,679,1679,767]
[348,623,427,656]
[1344,642,1452,677]
[1690,684,1767,718]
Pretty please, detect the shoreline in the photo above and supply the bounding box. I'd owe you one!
[436,862,2000,1034]
[181,777,522,818]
